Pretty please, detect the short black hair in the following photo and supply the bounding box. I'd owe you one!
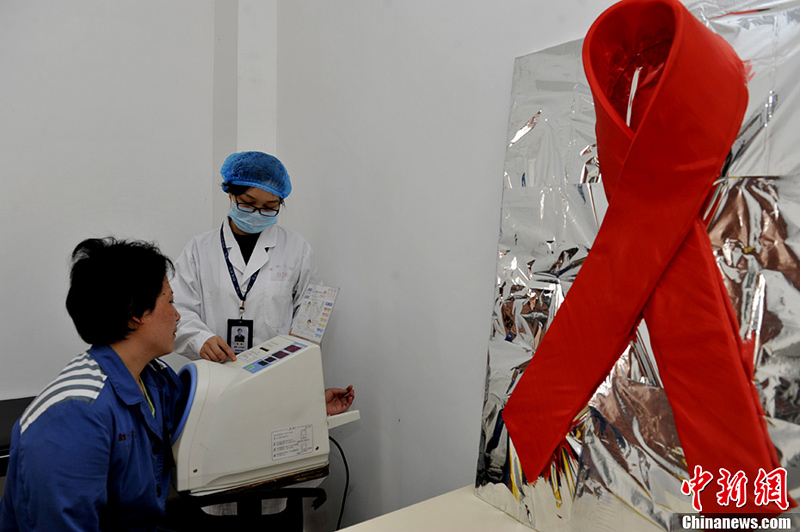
[66,237,174,346]
[227,184,285,206]
[226,184,251,197]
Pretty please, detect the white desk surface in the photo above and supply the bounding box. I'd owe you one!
[341,485,533,532]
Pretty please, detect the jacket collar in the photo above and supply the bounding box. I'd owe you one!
[88,345,165,439]
[221,219,279,281]
[89,345,143,406]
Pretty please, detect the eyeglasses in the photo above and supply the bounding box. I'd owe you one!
[233,197,283,217]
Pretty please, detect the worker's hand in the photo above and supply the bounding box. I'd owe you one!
[325,386,354,415]
[200,335,237,363]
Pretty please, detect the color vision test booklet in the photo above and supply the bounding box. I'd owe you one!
[290,284,339,343]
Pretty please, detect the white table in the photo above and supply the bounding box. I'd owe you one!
[341,486,533,532]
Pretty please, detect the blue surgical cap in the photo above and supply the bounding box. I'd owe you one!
[220,151,292,199]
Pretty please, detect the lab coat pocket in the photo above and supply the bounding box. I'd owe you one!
[260,278,294,331]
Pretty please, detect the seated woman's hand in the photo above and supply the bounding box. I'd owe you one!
[325,386,354,415]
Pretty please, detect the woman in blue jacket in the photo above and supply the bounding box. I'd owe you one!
[0,238,185,532]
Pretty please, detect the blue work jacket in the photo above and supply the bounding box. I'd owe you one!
[0,345,185,532]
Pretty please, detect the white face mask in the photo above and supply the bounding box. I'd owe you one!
[228,206,278,234]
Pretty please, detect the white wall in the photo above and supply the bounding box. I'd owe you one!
[275,0,617,525]
[0,0,276,395]
[0,0,620,528]
[0,0,220,399]
[213,0,280,222]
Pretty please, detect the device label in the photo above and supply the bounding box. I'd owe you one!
[271,424,314,461]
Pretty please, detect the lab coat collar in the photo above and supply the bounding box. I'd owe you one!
[221,219,278,281]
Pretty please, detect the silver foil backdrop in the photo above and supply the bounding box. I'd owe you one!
[476,1,800,530]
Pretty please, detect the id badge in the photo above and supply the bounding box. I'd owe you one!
[227,319,254,355]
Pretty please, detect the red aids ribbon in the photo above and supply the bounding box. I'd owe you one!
[503,0,792,514]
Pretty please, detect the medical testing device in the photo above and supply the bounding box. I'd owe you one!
[171,335,357,495]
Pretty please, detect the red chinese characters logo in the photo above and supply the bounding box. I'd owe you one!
[681,466,788,512]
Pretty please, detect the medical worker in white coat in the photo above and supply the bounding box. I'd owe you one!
[172,151,353,414]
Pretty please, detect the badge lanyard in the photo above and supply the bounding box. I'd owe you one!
[220,225,260,318]
[220,225,260,354]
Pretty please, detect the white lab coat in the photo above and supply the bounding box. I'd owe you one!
[172,221,322,360]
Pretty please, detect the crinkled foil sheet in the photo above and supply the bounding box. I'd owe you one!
[476,2,800,530]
